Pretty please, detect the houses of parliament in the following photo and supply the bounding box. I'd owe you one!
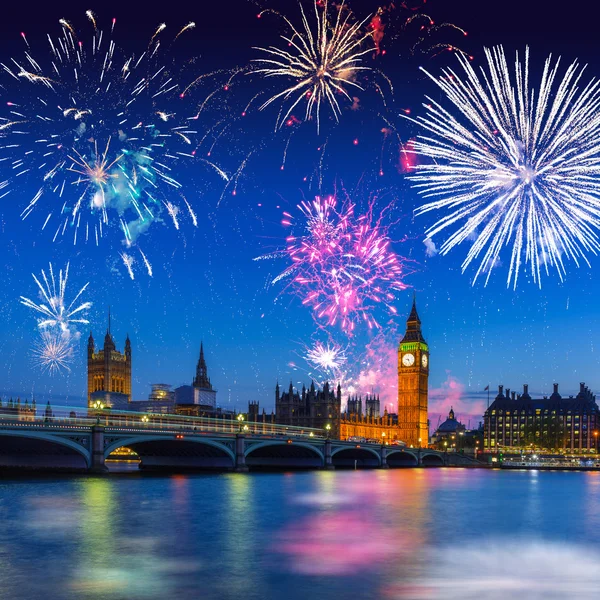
[249,298,430,447]
[85,301,430,446]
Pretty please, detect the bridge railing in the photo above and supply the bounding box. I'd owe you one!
[0,406,325,439]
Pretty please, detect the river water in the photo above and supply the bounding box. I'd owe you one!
[1,468,600,599]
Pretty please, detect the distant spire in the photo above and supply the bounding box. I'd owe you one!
[193,341,212,389]
[107,306,111,334]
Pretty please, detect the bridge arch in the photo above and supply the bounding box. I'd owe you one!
[244,441,324,469]
[421,452,445,467]
[386,449,419,467]
[0,430,91,470]
[104,435,236,470]
[331,445,381,468]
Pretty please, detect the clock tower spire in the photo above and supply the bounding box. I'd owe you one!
[397,296,429,447]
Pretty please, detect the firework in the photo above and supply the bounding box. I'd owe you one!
[20,262,91,332]
[121,252,135,280]
[305,340,348,372]
[263,194,411,332]
[33,330,74,374]
[0,12,210,246]
[254,0,375,132]
[407,46,600,288]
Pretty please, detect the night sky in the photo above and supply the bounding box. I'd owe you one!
[1,0,599,428]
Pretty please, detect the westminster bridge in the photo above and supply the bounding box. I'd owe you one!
[0,408,465,472]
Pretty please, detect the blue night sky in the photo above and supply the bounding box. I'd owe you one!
[0,0,599,424]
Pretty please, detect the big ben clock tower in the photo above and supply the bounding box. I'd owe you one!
[397,296,429,447]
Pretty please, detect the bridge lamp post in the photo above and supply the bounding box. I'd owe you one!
[443,441,448,455]
[243,424,249,433]
[418,437,422,448]
[237,413,245,433]
[325,423,331,439]
[381,432,386,445]
[93,401,105,425]
[594,431,599,454]
[141,415,149,426]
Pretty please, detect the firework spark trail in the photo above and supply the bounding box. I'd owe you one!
[182,195,198,227]
[0,12,219,246]
[139,248,153,276]
[20,262,92,332]
[407,46,600,288]
[121,252,135,280]
[254,0,375,132]
[33,330,74,374]
[263,194,412,333]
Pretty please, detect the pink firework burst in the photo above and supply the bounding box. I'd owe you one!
[277,194,413,333]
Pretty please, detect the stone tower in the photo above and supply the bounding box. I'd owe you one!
[87,309,132,407]
[397,297,429,447]
[192,342,216,408]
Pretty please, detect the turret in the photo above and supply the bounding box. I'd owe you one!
[104,307,115,351]
[125,334,131,358]
[275,381,280,404]
[88,332,95,358]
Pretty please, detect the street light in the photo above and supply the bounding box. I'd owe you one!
[594,430,599,453]
[325,423,332,439]
[237,413,245,433]
[418,437,422,449]
[93,400,105,425]
[381,432,386,445]
[141,415,149,425]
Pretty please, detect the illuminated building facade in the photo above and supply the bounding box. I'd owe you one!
[339,407,403,443]
[0,397,37,421]
[87,313,131,408]
[397,298,429,447]
[484,383,600,452]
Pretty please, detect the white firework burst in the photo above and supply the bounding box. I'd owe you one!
[20,262,91,331]
[33,330,74,374]
[305,341,348,372]
[254,0,374,132]
[408,46,600,288]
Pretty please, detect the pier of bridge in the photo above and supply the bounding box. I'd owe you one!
[0,409,453,472]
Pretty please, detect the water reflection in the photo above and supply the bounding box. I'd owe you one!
[1,470,600,599]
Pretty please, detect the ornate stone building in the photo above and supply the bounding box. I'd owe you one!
[340,395,402,442]
[275,381,342,436]
[397,297,429,447]
[87,312,132,408]
[484,383,600,452]
[0,397,37,421]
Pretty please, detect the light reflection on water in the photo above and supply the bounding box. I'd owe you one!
[0,469,599,599]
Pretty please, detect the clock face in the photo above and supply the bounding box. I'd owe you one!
[402,353,415,367]
[422,354,428,368]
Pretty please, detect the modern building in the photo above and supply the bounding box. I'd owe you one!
[397,297,429,447]
[483,383,600,452]
[275,380,342,436]
[87,312,131,408]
